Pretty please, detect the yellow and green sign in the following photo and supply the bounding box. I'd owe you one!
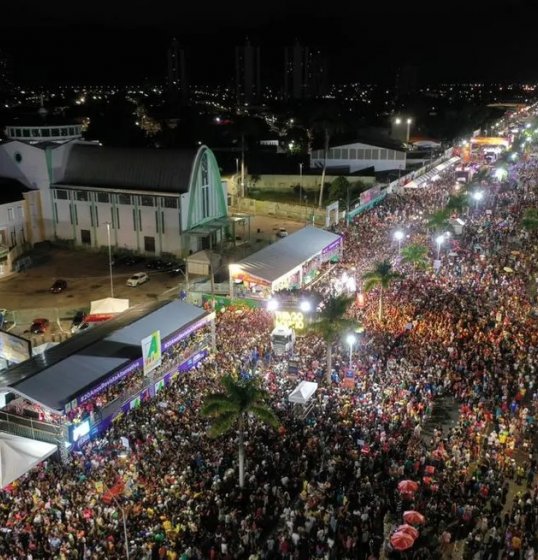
[141,330,161,375]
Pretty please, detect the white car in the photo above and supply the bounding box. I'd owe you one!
[276,228,288,238]
[126,272,149,287]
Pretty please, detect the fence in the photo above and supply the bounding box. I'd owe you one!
[0,410,66,445]
[233,197,327,225]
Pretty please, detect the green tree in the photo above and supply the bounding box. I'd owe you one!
[328,176,350,203]
[362,260,402,321]
[401,244,429,275]
[308,294,355,383]
[522,208,538,232]
[446,192,468,215]
[201,375,279,488]
[426,209,452,233]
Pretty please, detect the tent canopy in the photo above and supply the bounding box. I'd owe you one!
[288,381,318,404]
[90,297,129,315]
[0,432,57,488]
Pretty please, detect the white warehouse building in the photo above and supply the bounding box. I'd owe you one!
[311,139,407,173]
[0,139,230,259]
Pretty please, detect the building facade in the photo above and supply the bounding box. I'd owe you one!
[310,141,407,173]
[235,38,261,106]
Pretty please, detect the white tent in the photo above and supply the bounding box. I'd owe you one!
[0,432,57,488]
[288,381,318,404]
[90,297,129,315]
[187,250,221,276]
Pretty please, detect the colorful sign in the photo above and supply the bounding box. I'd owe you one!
[274,310,306,331]
[141,330,162,375]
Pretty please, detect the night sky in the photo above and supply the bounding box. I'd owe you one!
[0,0,534,85]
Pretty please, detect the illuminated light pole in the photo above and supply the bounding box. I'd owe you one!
[346,333,356,370]
[267,298,279,312]
[106,222,114,298]
[394,230,404,254]
[299,300,311,312]
[472,191,484,210]
[436,234,445,260]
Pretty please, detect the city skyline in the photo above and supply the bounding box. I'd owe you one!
[0,0,534,85]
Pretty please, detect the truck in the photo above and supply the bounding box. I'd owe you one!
[271,326,295,356]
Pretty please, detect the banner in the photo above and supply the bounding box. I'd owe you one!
[141,330,161,375]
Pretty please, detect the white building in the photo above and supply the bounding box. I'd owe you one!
[0,139,230,261]
[0,178,32,276]
[311,139,407,173]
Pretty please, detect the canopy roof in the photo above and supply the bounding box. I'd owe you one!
[288,381,318,404]
[0,432,57,488]
[90,297,129,315]
[405,157,460,189]
[0,300,210,413]
[233,227,342,285]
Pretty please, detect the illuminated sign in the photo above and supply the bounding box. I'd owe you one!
[0,331,31,364]
[141,330,161,375]
[274,310,305,331]
[71,420,90,442]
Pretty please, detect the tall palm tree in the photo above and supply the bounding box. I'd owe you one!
[200,375,279,488]
[308,294,355,383]
[401,244,429,275]
[426,209,452,233]
[522,208,538,232]
[446,192,468,215]
[362,260,402,321]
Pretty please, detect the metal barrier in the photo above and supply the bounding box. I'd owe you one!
[0,410,66,445]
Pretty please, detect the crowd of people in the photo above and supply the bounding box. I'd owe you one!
[0,141,536,560]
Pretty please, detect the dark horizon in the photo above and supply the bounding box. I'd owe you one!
[0,0,535,86]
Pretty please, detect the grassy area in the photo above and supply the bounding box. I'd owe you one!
[248,189,320,205]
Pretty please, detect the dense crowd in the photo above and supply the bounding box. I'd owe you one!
[0,146,537,560]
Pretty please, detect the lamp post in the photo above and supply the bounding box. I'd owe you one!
[405,118,412,143]
[346,333,356,370]
[106,222,114,298]
[394,230,404,254]
[436,234,444,260]
[299,163,303,205]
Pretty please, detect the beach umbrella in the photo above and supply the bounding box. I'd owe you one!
[390,531,415,551]
[398,480,419,493]
[403,510,426,525]
[397,524,419,540]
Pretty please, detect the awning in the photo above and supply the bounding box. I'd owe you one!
[0,432,57,488]
[288,381,318,404]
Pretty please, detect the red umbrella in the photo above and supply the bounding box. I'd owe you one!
[398,480,419,493]
[403,510,426,525]
[390,531,415,551]
[396,524,419,540]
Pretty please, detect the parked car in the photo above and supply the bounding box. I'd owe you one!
[126,272,149,287]
[50,279,67,293]
[276,228,288,238]
[30,318,50,334]
[146,259,167,270]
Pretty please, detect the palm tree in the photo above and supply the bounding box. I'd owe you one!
[200,375,279,488]
[401,244,429,275]
[362,260,402,321]
[426,209,452,233]
[522,208,538,232]
[446,192,468,215]
[308,294,355,383]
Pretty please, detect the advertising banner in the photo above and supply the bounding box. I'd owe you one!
[141,330,162,375]
[0,331,31,364]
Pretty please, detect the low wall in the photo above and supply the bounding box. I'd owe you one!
[233,198,327,226]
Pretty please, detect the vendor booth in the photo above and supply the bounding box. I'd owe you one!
[288,380,318,418]
[229,227,342,299]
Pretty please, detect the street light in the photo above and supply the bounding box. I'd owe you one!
[394,230,404,254]
[299,300,311,312]
[406,118,412,143]
[472,191,483,210]
[346,333,356,370]
[299,162,303,205]
[267,298,279,312]
[435,234,445,259]
[106,222,114,298]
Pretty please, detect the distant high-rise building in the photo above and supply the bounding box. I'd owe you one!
[284,40,328,100]
[395,64,418,97]
[235,38,261,106]
[167,38,189,105]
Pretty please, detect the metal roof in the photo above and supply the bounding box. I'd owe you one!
[235,226,342,284]
[1,300,209,412]
[55,143,199,193]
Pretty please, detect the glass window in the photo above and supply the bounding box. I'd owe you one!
[201,154,209,184]
[51,128,59,137]
[364,149,372,159]
[357,149,364,159]
[379,149,387,160]
[350,149,357,158]
[7,208,14,222]
[97,192,110,203]
[117,194,131,205]
[76,191,88,201]
[61,128,68,136]
[42,129,51,137]
[140,195,154,207]
[341,149,348,159]
[333,149,341,159]
[32,129,40,137]
[22,129,30,138]
[162,197,178,209]
[17,206,23,220]
[69,127,75,135]
[371,150,379,160]
[15,129,21,137]
[55,189,68,200]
